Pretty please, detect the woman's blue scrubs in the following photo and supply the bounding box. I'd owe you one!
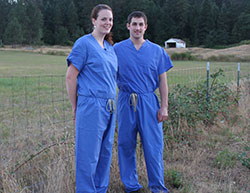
[67,34,117,193]
[114,39,173,193]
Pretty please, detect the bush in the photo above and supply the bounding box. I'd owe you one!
[207,55,236,62]
[164,69,237,146]
[171,52,196,61]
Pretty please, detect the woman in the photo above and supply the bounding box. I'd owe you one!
[66,4,117,193]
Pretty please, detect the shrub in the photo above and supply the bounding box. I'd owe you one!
[207,55,236,62]
[171,52,196,61]
[164,69,237,146]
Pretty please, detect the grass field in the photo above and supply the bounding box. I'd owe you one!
[1,50,249,83]
[0,51,67,76]
[0,50,249,193]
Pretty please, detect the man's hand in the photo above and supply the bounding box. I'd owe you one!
[157,107,168,122]
[72,108,76,122]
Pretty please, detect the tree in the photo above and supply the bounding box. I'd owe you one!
[3,17,23,45]
[196,0,218,45]
[63,0,79,41]
[233,13,250,41]
[54,26,69,45]
[215,2,229,45]
[25,0,43,44]
[0,0,11,43]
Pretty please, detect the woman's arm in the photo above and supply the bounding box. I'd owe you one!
[66,64,79,121]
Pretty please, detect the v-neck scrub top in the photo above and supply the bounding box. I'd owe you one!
[67,34,118,193]
[67,34,117,99]
[115,39,173,93]
[114,39,173,193]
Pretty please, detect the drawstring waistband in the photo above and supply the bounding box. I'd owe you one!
[129,93,138,112]
[106,99,115,114]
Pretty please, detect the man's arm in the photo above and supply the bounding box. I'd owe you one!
[157,72,169,122]
[66,64,79,121]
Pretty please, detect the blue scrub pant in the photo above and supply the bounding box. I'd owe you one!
[117,91,168,193]
[75,96,115,193]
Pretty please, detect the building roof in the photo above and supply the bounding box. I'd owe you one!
[166,38,185,44]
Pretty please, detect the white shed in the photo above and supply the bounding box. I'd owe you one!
[165,38,186,48]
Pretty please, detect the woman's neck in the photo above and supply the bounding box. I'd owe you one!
[92,31,105,48]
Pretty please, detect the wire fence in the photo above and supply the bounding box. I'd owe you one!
[0,62,249,192]
[0,75,73,168]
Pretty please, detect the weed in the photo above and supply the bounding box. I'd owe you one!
[214,149,237,169]
[238,151,250,169]
[166,168,183,188]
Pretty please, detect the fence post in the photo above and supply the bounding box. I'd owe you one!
[237,63,240,105]
[206,62,210,103]
[237,63,240,88]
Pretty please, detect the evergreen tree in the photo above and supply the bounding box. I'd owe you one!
[25,0,43,44]
[0,0,11,43]
[3,17,23,45]
[197,0,218,45]
[187,0,201,46]
[215,2,229,45]
[64,0,79,41]
[233,13,250,41]
[13,0,30,44]
[54,26,69,45]
[43,0,54,44]
[1,0,249,47]
[43,0,63,45]
[154,1,176,45]
[174,0,190,39]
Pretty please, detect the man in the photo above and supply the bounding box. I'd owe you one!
[114,11,173,193]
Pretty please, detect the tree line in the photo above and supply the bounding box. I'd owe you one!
[1,0,250,47]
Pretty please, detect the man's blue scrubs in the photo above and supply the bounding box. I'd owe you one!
[67,34,117,193]
[114,39,173,193]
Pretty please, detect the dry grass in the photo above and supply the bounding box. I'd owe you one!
[165,44,250,62]
[0,45,71,56]
[0,81,249,193]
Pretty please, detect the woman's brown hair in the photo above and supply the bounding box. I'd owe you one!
[91,4,114,45]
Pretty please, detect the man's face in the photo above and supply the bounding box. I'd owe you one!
[127,17,147,40]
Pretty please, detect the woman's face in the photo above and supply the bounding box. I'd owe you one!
[92,9,113,35]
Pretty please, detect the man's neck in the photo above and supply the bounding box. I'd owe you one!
[130,37,145,50]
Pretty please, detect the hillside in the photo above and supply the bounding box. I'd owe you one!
[165,44,250,62]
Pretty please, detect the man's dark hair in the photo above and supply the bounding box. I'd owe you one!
[127,11,147,24]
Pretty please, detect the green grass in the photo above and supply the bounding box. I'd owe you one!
[1,50,249,96]
[0,50,67,76]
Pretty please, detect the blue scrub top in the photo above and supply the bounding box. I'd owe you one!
[67,34,118,99]
[114,39,173,94]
